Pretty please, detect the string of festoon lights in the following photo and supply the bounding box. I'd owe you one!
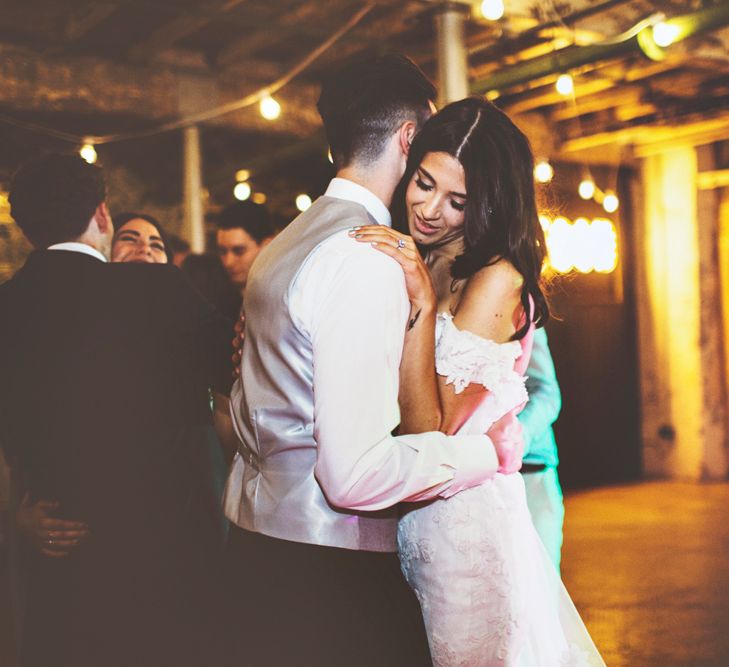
[527,14,694,273]
[233,130,334,211]
[230,4,684,219]
[0,3,375,175]
[532,62,621,218]
[530,12,685,214]
[478,5,689,275]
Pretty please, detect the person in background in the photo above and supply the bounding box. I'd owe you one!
[1,156,233,666]
[111,212,171,264]
[182,253,245,324]
[519,327,565,571]
[215,200,275,299]
[167,233,191,268]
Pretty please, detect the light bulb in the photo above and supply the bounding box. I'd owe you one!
[252,192,267,204]
[327,148,334,164]
[555,74,574,96]
[233,182,251,201]
[653,22,680,48]
[592,218,618,273]
[573,218,594,274]
[80,143,97,164]
[534,160,554,184]
[260,95,281,121]
[578,178,596,200]
[296,194,312,212]
[235,169,250,182]
[480,0,505,21]
[603,191,619,213]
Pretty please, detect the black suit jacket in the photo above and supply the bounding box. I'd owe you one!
[0,249,233,665]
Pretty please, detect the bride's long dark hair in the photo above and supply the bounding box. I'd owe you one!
[393,97,549,339]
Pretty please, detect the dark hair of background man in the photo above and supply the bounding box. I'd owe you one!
[9,153,106,249]
[216,201,275,244]
[316,54,436,169]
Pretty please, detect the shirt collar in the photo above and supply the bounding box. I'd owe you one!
[324,178,392,228]
[47,242,108,263]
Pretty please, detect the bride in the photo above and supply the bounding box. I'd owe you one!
[352,97,604,666]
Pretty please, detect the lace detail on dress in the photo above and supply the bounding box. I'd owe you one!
[435,312,525,395]
[434,313,529,429]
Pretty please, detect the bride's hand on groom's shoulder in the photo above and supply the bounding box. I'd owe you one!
[348,225,435,312]
[487,410,524,475]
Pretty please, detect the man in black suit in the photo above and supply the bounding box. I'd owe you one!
[0,154,233,667]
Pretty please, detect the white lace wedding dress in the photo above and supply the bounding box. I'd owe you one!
[398,313,605,667]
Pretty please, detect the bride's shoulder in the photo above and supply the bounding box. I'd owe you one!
[452,259,523,343]
[464,258,523,295]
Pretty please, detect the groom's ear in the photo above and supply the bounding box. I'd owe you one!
[398,120,417,157]
[94,202,113,235]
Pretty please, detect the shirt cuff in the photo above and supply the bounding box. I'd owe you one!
[439,435,499,498]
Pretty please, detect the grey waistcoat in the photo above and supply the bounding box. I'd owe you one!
[224,196,397,552]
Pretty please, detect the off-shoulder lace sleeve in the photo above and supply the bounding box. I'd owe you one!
[435,312,527,401]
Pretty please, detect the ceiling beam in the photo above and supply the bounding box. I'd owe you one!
[549,86,647,122]
[560,111,729,155]
[44,2,119,55]
[0,44,320,139]
[503,77,618,115]
[128,0,249,63]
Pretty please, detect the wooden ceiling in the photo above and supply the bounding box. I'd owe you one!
[1,0,729,211]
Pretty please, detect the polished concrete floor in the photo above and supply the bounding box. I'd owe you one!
[562,481,729,666]
[2,481,728,666]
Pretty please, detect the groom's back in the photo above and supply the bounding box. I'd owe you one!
[225,195,398,551]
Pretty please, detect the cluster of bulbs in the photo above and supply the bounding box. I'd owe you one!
[540,215,618,275]
[233,168,312,212]
[233,170,267,204]
[533,160,619,214]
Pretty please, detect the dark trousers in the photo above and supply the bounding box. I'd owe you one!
[225,524,432,667]
[22,533,233,667]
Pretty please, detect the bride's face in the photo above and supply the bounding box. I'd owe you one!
[405,151,467,247]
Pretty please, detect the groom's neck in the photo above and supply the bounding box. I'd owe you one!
[337,162,398,210]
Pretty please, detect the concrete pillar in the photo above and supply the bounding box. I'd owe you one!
[696,145,729,479]
[635,143,729,480]
[178,74,218,253]
[433,2,470,106]
[183,124,205,254]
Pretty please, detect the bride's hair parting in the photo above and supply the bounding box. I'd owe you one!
[393,97,549,339]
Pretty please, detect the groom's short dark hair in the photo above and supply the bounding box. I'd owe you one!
[9,153,106,248]
[317,54,436,169]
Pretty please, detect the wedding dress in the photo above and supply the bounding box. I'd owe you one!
[398,313,605,666]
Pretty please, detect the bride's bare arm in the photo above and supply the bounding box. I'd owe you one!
[351,228,523,436]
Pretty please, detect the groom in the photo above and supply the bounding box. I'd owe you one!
[223,55,523,666]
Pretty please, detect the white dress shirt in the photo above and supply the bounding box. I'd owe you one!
[284,178,499,511]
[47,242,107,263]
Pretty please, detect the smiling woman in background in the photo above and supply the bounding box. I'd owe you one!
[111,212,170,264]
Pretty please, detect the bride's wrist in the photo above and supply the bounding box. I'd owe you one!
[411,296,436,315]
[407,301,435,332]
